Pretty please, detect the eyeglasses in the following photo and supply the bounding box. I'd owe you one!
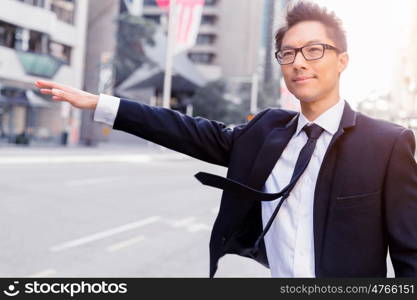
[275,43,340,65]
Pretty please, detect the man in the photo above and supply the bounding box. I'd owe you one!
[35,1,417,278]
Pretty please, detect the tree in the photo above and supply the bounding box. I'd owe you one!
[114,13,157,86]
[191,80,245,125]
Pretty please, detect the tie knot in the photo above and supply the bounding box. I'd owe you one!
[303,123,324,139]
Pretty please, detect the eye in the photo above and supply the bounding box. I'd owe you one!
[280,50,294,57]
[306,46,322,53]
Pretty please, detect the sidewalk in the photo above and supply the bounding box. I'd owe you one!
[0,142,191,164]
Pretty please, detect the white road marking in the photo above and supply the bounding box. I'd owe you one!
[187,223,211,232]
[27,269,56,278]
[164,217,211,233]
[107,235,145,252]
[65,176,126,187]
[50,216,160,252]
[168,217,196,228]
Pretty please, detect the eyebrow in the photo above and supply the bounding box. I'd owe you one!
[281,40,324,50]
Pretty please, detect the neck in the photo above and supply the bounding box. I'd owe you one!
[300,94,340,122]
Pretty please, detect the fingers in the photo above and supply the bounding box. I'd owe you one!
[52,88,72,102]
[52,96,65,101]
[40,89,53,95]
[35,80,57,89]
[39,85,73,101]
[39,87,66,99]
[37,86,71,103]
[34,80,96,109]
[35,80,74,93]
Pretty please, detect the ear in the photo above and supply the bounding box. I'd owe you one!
[337,52,349,74]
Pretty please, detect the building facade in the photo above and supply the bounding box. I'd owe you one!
[142,0,264,81]
[0,0,88,145]
[80,0,119,145]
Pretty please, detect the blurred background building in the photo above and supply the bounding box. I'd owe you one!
[142,0,262,81]
[79,0,276,146]
[0,0,88,145]
[388,0,417,137]
[1,0,416,147]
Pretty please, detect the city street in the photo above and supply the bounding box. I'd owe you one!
[0,145,270,278]
[0,144,395,278]
[0,0,410,281]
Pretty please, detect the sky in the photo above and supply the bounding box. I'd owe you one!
[309,0,413,108]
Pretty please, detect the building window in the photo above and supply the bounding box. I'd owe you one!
[28,30,48,54]
[14,28,49,54]
[143,0,158,6]
[205,0,218,6]
[0,86,25,99]
[14,28,30,52]
[0,21,17,48]
[50,0,76,25]
[49,41,72,65]
[201,15,217,25]
[143,14,160,24]
[16,0,45,8]
[0,20,71,65]
[196,34,216,45]
[188,52,215,64]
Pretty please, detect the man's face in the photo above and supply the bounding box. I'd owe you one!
[280,21,348,104]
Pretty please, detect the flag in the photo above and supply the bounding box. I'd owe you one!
[157,0,205,55]
[156,0,170,8]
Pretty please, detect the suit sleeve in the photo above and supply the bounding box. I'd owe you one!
[113,99,268,167]
[384,128,417,277]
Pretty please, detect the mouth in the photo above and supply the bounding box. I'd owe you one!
[293,76,316,83]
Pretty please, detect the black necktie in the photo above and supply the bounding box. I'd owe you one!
[194,123,324,256]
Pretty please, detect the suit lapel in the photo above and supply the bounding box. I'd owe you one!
[313,100,357,275]
[247,113,299,190]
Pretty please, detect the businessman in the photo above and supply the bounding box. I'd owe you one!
[35,1,417,278]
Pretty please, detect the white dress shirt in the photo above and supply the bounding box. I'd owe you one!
[93,94,345,277]
[262,99,345,277]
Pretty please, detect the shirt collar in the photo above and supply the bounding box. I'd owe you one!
[295,99,345,137]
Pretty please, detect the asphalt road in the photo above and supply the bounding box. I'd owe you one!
[0,144,394,278]
[0,145,269,278]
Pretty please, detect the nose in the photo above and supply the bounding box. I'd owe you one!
[292,50,308,69]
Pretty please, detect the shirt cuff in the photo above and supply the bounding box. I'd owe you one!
[93,94,120,126]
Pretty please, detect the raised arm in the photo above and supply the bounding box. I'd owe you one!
[34,80,262,167]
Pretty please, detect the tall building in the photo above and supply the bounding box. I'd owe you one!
[81,0,119,145]
[79,0,266,145]
[0,0,88,145]
[142,0,263,81]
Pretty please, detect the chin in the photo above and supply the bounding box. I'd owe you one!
[287,85,313,100]
[290,90,319,103]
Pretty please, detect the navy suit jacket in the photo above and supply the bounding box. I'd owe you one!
[113,98,417,278]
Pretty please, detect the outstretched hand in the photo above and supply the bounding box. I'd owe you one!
[35,80,99,110]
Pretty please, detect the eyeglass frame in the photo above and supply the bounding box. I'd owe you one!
[275,43,341,65]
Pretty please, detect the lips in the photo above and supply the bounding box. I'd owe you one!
[293,76,315,82]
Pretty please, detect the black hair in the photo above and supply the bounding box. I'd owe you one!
[275,1,347,52]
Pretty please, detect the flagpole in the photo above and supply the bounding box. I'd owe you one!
[162,0,177,109]
[250,73,259,114]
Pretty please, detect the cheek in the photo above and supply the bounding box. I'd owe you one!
[319,60,340,81]
[314,64,337,86]
[281,69,293,87]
